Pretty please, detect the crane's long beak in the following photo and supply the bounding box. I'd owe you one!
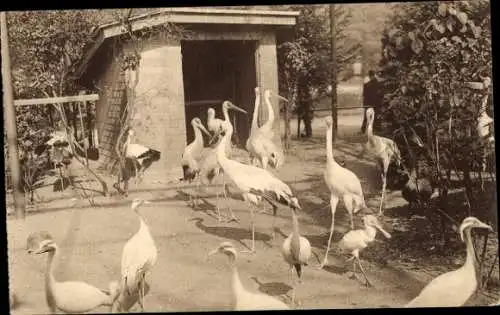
[143,200,151,205]
[227,102,248,114]
[273,92,288,102]
[476,222,493,232]
[375,224,392,239]
[207,249,219,257]
[197,124,211,137]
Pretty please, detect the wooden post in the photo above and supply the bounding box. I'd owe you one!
[1,11,26,219]
[329,4,338,142]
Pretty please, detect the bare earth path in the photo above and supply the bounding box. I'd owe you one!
[7,113,498,313]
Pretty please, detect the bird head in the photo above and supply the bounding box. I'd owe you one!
[366,108,375,122]
[324,115,333,127]
[264,89,288,103]
[459,217,493,242]
[191,117,211,137]
[131,198,151,212]
[207,241,237,260]
[26,231,57,255]
[222,101,248,115]
[363,215,391,239]
[207,108,216,119]
[290,197,302,211]
[254,87,260,95]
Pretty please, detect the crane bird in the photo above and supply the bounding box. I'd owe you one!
[405,217,493,307]
[180,117,212,208]
[120,198,158,312]
[208,241,290,310]
[124,129,162,184]
[321,115,366,269]
[359,108,401,216]
[281,203,311,306]
[246,87,263,166]
[114,128,161,196]
[216,120,301,253]
[245,88,287,170]
[26,231,120,313]
[207,101,248,153]
[338,215,391,287]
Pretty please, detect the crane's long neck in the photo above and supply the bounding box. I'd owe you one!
[291,210,301,254]
[216,129,232,167]
[364,226,378,243]
[366,115,374,138]
[463,229,479,281]
[261,94,274,131]
[326,126,339,167]
[45,247,59,312]
[229,256,245,306]
[223,106,230,122]
[192,126,205,149]
[250,93,261,134]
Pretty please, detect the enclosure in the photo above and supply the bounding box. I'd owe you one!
[76,8,299,176]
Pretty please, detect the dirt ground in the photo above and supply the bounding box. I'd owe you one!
[7,112,500,313]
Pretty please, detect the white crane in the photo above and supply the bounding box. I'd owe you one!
[207,101,248,154]
[321,115,366,269]
[245,89,286,170]
[216,120,301,253]
[124,129,162,184]
[246,87,263,166]
[26,231,120,313]
[338,215,391,286]
[120,198,158,312]
[281,205,311,306]
[208,241,290,310]
[359,108,401,216]
[180,117,212,208]
[405,217,493,307]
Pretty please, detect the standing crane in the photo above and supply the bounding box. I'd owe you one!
[216,120,301,253]
[405,217,493,307]
[359,108,401,216]
[245,89,287,170]
[180,117,212,208]
[26,231,121,313]
[207,101,248,155]
[338,215,391,287]
[281,204,311,306]
[246,87,263,166]
[321,116,367,269]
[208,241,290,310]
[120,198,158,312]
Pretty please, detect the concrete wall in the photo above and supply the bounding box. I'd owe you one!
[124,37,186,177]
[256,32,282,147]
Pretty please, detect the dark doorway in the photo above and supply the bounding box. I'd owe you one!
[181,40,258,146]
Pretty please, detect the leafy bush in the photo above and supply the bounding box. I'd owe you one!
[379,1,494,219]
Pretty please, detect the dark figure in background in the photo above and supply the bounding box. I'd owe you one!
[361,70,384,134]
[297,77,314,138]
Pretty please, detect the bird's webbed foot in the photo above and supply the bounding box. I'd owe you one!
[240,248,256,255]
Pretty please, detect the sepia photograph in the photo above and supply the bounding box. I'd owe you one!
[3,1,499,313]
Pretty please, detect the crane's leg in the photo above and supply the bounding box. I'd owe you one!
[222,178,238,223]
[378,159,389,216]
[320,195,339,269]
[270,205,278,240]
[214,182,223,223]
[343,195,355,230]
[140,277,146,311]
[356,256,373,287]
[241,206,257,254]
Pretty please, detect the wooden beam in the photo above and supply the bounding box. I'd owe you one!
[14,94,99,107]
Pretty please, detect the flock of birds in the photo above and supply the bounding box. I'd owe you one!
[18,87,498,312]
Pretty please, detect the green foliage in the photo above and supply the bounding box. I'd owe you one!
[379,1,493,217]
